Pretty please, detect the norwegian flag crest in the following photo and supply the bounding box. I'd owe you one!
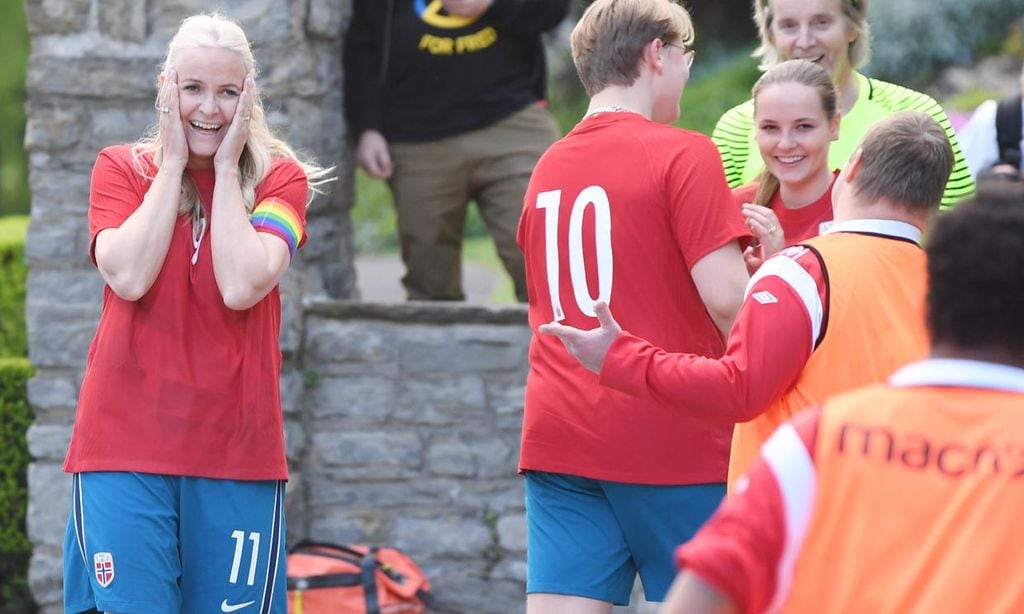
[94,552,115,588]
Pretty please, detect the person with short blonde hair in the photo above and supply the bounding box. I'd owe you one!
[714,0,973,208]
[518,0,751,611]
[61,13,328,613]
[570,0,694,96]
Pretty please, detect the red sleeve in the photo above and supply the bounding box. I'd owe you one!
[253,158,309,251]
[666,135,751,267]
[600,246,826,424]
[676,408,822,613]
[731,182,758,208]
[88,146,151,263]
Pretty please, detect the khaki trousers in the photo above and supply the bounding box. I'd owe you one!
[388,103,559,301]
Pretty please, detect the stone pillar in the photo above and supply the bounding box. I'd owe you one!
[22,0,353,610]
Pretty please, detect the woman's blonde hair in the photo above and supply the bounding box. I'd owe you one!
[132,13,332,223]
[571,0,694,97]
[752,0,871,72]
[751,59,837,206]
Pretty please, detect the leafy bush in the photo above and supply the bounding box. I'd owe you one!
[0,0,29,217]
[0,216,27,358]
[0,357,36,613]
[677,49,763,136]
[867,0,1024,85]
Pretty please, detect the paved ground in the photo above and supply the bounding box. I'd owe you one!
[354,252,511,304]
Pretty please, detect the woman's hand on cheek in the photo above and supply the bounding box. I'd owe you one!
[159,69,188,170]
[214,76,254,173]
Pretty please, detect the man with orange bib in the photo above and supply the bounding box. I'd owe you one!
[540,111,953,488]
[664,181,1024,613]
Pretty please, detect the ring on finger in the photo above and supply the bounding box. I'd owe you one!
[768,224,778,233]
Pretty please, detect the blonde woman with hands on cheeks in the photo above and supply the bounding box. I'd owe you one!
[736,59,840,271]
[62,13,330,614]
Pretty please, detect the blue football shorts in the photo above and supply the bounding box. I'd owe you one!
[524,470,725,605]
[63,472,286,614]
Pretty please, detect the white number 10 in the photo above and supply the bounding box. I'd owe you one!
[536,186,614,320]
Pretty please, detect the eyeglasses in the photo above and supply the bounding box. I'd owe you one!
[663,42,695,69]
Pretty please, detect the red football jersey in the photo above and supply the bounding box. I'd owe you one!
[517,113,749,485]
[64,146,308,480]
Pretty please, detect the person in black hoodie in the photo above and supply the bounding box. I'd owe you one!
[344,0,569,301]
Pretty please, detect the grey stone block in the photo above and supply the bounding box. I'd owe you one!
[305,318,397,375]
[394,376,488,428]
[497,513,527,554]
[27,55,158,98]
[28,167,90,217]
[307,375,397,424]
[24,215,86,264]
[420,559,525,614]
[98,0,148,42]
[24,0,91,35]
[88,106,155,153]
[427,435,514,479]
[394,517,491,560]
[284,418,304,463]
[305,0,344,37]
[24,105,86,152]
[26,424,72,462]
[27,463,70,548]
[307,476,466,510]
[28,548,63,613]
[312,431,423,479]
[399,325,531,374]
[307,510,375,545]
[27,376,79,412]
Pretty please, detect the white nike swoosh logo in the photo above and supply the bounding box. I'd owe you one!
[221,599,256,612]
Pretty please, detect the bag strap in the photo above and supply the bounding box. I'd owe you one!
[289,540,369,559]
[287,572,364,590]
[361,547,381,614]
[995,95,1023,169]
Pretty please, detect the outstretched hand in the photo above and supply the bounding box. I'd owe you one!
[537,301,622,374]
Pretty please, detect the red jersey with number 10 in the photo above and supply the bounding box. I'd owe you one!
[517,113,749,485]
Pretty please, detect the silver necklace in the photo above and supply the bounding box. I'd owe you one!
[584,106,643,118]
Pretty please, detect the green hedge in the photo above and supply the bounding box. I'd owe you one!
[0,215,27,359]
[0,357,35,613]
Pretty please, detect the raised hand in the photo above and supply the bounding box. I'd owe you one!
[157,68,188,170]
[214,75,254,172]
[741,203,785,273]
[441,0,494,18]
[537,301,622,374]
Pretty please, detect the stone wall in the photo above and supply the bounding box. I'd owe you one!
[291,301,532,613]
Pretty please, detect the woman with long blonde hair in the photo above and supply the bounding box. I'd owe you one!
[61,13,329,613]
[735,59,840,271]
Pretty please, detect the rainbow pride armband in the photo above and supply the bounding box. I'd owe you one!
[251,199,302,257]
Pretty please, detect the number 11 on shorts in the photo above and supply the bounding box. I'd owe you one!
[228,530,261,586]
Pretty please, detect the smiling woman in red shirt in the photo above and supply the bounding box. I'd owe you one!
[61,13,331,614]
